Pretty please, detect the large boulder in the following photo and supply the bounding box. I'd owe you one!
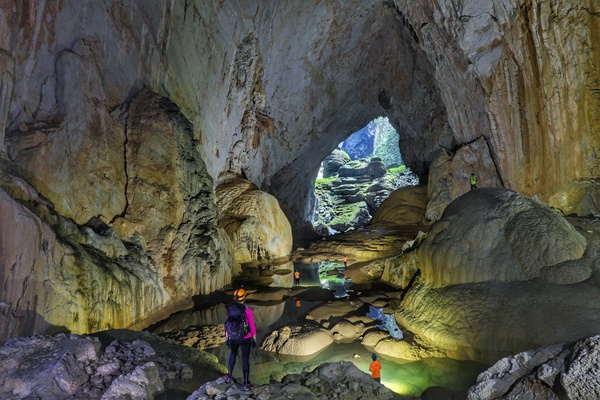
[260,325,333,356]
[467,336,600,400]
[391,190,599,364]
[322,149,351,178]
[370,185,428,227]
[419,188,587,287]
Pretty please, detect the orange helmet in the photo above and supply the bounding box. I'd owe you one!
[233,288,247,302]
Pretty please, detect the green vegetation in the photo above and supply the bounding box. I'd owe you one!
[329,202,366,227]
[315,176,336,190]
[387,165,407,175]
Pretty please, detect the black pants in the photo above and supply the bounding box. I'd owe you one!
[228,337,252,382]
[295,278,300,286]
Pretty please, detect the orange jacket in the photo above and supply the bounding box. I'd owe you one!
[370,360,381,379]
[294,271,300,279]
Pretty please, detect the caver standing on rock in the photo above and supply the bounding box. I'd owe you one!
[369,353,381,383]
[294,270,300,286]
[224,287,257,391]
[470,173,477,190]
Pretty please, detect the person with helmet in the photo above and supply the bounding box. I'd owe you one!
[470,173,477,190]
[225,287,257,391]
[294,270,300,287]
[369,353,381,383]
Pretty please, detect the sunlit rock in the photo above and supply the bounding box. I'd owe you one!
[322,149,351,178]
[260,325,333,356]
[426,138,503,222]
[419,188,587,287]
[549,178,600,217]
[370,185,428,227]
[216,176,292,264]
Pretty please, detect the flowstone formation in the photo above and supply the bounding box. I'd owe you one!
[382,188,600,364]
[0,90,234,342]
[216,176,292,265]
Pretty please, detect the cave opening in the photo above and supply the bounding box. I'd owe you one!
[311,117,418,236]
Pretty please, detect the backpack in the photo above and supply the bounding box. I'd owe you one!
[225,302,249,341]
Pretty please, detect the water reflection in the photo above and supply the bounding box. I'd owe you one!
[318,261,354,298]
[154,295,487,397]
[206,330,486,397]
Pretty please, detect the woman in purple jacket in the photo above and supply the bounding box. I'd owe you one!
[225,287,257,391]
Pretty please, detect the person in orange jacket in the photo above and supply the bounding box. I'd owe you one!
[294,270,300,287]
[369,353,381,383]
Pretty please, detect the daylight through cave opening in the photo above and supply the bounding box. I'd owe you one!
[311,117,418,236]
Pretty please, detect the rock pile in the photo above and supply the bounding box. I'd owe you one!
[0,334,192,400]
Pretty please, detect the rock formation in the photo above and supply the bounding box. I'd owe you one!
[0,90,234,342]
[549,178,600,217]
[0,332,198,400]
[383,188,600,364]
[426,137,503,222]
[216,176,292,265]
[1,0,600,363]
[467,335,600,400]
[420,188,587,287]
[314,157,418,235]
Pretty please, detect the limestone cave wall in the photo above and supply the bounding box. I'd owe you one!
[0,0,599,342]
[397,0,600,198]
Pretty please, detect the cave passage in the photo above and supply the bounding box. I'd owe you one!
[312,117,418,236]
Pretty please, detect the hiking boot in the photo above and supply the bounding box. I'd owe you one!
[225,374,231,383]
[243,382,253,391]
